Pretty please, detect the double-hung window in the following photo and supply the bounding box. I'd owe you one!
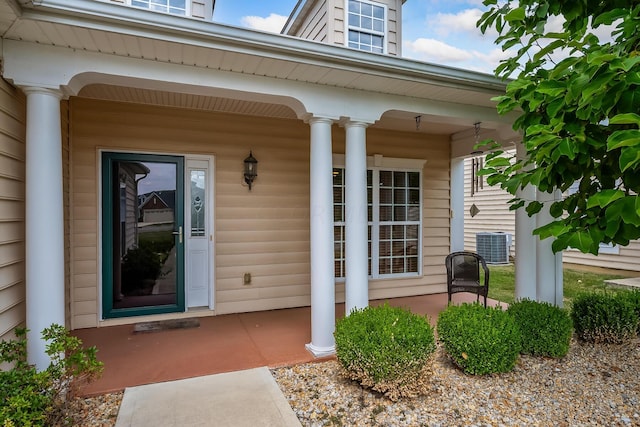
[130,0,188,16]
[333,156,424,279]
[347,0,386,54]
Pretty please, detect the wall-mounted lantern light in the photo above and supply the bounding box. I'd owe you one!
[243,151,258,190]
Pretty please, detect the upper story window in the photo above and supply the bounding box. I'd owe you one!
[347,0,386,54]
[131,0,188,16]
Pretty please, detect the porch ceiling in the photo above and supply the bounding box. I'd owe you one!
[78,84,466,135]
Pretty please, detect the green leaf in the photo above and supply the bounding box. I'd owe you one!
[592,8,628,26]
[607,130,640,150]
[619,147,640,172]
[525,201,543,216]
[566,231,595,254]
[609,113,640,127]
[586,189,625,209]
[534,220,568,239]
[549,201,564,218]
[505,7,525,22]
[533,39,566,63]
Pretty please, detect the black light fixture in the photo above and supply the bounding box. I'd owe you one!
[243,151,258,190]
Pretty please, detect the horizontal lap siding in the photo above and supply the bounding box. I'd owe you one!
[0,79,26,340]
[464,151,640,272]
[69,98,451,327]
[564,243,640,272]
[69,98,311,326]
[299,0,328,43]
[463,154,516,256]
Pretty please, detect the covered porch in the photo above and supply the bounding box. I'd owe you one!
[75,292,501,396]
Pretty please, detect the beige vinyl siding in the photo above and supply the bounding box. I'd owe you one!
[463,154,515,256]
[463,149,640,272]
[191,0,206,19]
[69,97,313,327]
[297,0,329,43]
[564,243,640,272]
[69,97,450,327]
[383,0,401,55]
[0,79,26,341]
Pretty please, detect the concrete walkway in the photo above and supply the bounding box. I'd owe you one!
[115,367,301,427]
[604,277,640,289]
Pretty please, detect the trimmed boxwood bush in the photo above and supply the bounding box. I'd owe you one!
[437,303,520,375]
[619,289,640,334]
[571,292,638,344]
[507,299,573,358]
[334,304,436,401]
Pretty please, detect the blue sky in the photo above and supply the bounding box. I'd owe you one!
[212,0,505,75]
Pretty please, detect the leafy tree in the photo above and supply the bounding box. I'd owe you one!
[477,1,640,254]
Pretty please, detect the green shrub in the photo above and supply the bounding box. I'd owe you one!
[571,292,638,344]
[507,299,573,358]
[619,289,640,334]
[334,304,436,401]
[437,303,520,375]
[0,325,104,426]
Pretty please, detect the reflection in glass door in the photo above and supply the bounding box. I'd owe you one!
[102,152,185,318]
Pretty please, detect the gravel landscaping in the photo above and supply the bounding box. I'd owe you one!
[271,338,640,426]
[69,338,640,426]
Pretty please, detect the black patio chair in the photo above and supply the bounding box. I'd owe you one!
[445,251,489,307]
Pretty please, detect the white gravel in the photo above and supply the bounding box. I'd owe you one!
[271,338,640,426]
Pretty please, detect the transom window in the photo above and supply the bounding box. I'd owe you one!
[334,164,422,279]
[347,0,386,53]
[131,0,187,16]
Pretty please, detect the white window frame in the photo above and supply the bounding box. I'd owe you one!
[333,154,425,280]
[127,0,191,17]
[345,0,388,54]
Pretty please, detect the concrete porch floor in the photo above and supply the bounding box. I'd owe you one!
[74,292,500,396]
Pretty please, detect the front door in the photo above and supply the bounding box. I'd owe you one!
[102,152,185,318]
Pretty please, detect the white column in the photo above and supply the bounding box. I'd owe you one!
[450,158,465,252]
[344,121,369,315]
[306,117,336,357]
[24,87,65,370]
[514,142,537,301]
[536,189,564,306]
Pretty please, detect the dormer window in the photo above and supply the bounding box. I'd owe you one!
[347,0,386,54]
[130,0,188,16]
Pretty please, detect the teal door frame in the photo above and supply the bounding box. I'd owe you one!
[101,152,185,318]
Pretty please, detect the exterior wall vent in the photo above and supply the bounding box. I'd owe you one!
[476,232,511,264]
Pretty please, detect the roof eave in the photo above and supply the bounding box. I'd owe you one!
[18,0,507,93]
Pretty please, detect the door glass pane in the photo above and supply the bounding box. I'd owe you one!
[112,160,178,310]
[190,170,206,237]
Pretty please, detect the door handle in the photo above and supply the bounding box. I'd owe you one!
[172,226,183,244]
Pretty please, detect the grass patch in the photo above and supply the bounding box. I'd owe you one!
[487,265,628,305]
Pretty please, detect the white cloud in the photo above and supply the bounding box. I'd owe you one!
[431,8,485,38]
[241,13,288,33]
[404,38,516,75]
[406,38,473,63]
